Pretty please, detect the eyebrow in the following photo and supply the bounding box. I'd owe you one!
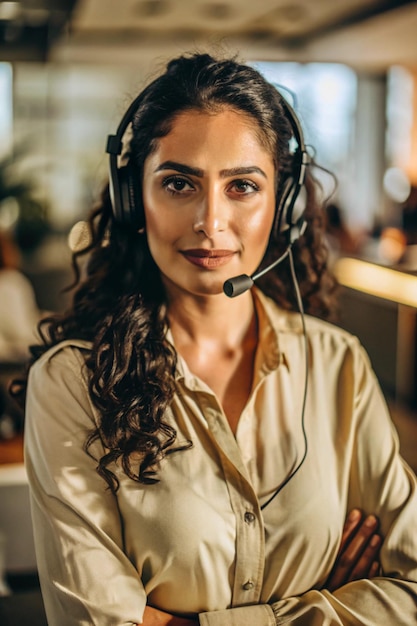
[154,161,268,179]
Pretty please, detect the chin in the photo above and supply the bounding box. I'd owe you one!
[161,274,223,298]
[187,276,229,298]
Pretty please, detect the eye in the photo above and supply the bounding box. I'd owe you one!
[228,179,260,195]
[162,176,195,195]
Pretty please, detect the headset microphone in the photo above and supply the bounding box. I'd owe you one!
[223,219,307,298]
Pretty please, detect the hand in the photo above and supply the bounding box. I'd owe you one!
[325,508,382,591]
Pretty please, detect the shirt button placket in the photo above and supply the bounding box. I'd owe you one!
[240,511,258,598]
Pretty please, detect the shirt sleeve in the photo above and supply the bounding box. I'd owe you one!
[199,340,417,625]
[24,344,146,626]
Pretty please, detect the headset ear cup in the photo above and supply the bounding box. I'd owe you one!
[117,162,144,228]
[275,174,308,243]
[275,176,296,236]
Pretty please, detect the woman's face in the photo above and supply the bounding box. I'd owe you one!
[142,108,276,299]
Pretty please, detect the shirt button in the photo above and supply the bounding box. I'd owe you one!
[244,511,256,524]
[242,580,254,591]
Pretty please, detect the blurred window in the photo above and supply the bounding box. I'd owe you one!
[386,66,414,176]
[0,63,13,157]
[251,61,357,204]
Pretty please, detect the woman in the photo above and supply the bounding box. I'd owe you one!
[20,53,417,625]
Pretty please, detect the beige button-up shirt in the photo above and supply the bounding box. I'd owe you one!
[25,290,417,625]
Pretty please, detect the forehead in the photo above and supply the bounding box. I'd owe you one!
[169,106,259,130]
[148,108,275,168]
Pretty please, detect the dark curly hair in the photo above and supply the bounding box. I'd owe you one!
[13,52,337,491]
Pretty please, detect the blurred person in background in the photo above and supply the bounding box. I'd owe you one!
[0,230,41,439]
[324,202,363,265]
[0,229,41,364]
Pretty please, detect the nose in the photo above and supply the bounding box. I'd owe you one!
[193,188,226,238]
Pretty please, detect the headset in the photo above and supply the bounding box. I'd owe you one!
[106,94,146,228]
[105,89,311,240]
[272,95,310,242]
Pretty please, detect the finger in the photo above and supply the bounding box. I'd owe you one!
[327,511,364,590]
[369,560,380,578]
[337,509,363,555]
[327,515,379,590]
[348,534,382,581]
[339,515,379,567]
[328,541,381,591]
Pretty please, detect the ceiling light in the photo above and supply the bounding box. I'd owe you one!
[0,2,21,21]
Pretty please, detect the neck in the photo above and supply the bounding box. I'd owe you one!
[166,288,256,350]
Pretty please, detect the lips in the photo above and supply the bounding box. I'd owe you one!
[180,249,236,268]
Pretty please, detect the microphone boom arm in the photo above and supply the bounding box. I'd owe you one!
[223,245,292,298]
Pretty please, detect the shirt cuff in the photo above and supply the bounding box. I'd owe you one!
[199,603,276,626]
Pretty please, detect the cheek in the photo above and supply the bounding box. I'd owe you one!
[143,206,187,267]
[143,190,173,241]
[245,200,276,248]
[145,214,173,251]
[142,184,189,245]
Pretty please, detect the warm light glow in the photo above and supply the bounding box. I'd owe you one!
[383,167,411,203]
[378,227,407,264]
[409,69,417,185]
[334,257,417,308]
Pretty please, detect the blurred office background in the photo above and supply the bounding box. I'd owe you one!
[1,1,417,623]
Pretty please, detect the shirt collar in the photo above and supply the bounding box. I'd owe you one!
[252,288,288,375]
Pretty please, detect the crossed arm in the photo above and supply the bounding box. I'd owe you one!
[141,509,382,625]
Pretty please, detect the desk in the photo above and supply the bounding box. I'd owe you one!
[0,459,37,574]
[334,258,417,407]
